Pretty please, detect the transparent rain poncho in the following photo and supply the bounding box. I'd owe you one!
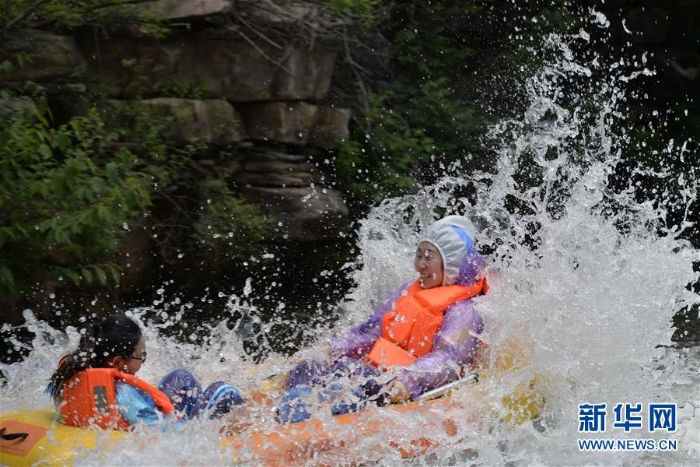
[323,216,486,399]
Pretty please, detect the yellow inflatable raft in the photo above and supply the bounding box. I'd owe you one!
[1,339,544,466]
[1,408,124,466]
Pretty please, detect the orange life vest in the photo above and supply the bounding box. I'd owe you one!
[57,367,175,430]
[366,277,488,368]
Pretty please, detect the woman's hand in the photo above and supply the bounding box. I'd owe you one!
[384,379,411,404]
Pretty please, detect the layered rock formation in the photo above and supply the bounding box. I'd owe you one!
[1,1,351,244]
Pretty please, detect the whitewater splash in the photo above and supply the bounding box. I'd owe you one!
[2,12,699,467]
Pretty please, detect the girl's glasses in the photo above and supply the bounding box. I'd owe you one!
[129,351,147,363]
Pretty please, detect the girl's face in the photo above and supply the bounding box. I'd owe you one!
[113,335,147,375]
[414,241,444,289]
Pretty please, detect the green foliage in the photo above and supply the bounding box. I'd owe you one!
[160,79,209,100]
[92,98,274,267]
[2,0,168,36]
[0,53,30,79]
[336,80,489,211]
[333,0,578,217]
[326,0,378,27]
[0,51,272,300]
[193,180,273,261]
[0,102,152,296]
[390,2,481,81]
[336,93,429,210]
[0,96,273,298]
[335,1,492,213]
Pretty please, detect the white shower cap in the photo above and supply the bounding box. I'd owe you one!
[418,215,477,286]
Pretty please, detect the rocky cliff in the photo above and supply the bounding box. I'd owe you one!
[3,1,352,243]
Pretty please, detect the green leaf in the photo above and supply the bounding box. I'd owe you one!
[37,98,49,117]
[0,226,18,244]
[1,60,15,75]
[37,218,55,232]
[93,266,108,285]
[108,264,122,284]
[38,182,50,199]
[105,162,120,185]
[89,176,106,193]
[66,270,81,285]
[70,120,82,133]
[57,132,70,153]
[0,265,16,288]
[0,130,10,148]
[39,144,52,158]
[81,267,93,283]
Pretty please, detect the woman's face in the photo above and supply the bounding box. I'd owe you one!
[116,335,146,375]
[414,241,444,289]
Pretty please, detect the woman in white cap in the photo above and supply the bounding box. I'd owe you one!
[277,216,487,423]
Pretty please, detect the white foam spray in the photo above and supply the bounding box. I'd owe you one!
[1,11,698,466]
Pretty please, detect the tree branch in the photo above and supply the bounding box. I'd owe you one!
[235,14,285,51]
[6,0,52,30]
[82,0,154,14]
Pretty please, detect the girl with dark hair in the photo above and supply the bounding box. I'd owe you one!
[47,315,243,430]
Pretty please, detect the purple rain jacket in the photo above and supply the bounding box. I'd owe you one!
[329,251,486,400]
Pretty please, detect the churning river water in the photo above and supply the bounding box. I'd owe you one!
[1,10,698,467]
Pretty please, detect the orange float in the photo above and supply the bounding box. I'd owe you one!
[1,339,544,466]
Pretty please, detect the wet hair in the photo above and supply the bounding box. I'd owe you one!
[47,315,142,399]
